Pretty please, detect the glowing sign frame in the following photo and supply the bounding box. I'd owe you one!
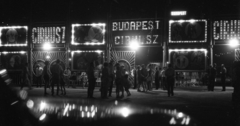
[71,50,105,71]
[168,48,207,71]
[0,26,28,47]
[169,19,207,43]
[1,51,27,54]
[71,23,106,45]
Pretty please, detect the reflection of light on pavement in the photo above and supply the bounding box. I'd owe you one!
[39,113,46,121]
[40,101,46,111]
[63,104,69,116]
[26,99,34,109]
[11,100,18,105]
[19,90,28,100]
[120,107,130,117]
[170,117,176,125]
[91,105,94,111]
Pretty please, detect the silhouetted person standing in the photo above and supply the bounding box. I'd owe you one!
[43,61,50,95]
[51,59,63,95]
[101,62,109,99]
[21,63,32,90]
[115,63,122,98]
[220,64,227,91]
[165,63,175,97]
[209,64,217,91]
[35,65,43,87]
[108,60,115,97]
[155,67,160,90]
[87,61,96,98]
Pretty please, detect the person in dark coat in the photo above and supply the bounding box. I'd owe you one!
[165,63,175,97]
[115,63,122,98]
[209,63,217,91]
[155,67,160,90]
[87,61,97,98]
[50,59,63,95]
[108,60,115,97]
[43,61,50,95]
[21,63,32,90]
[220,64,227,91]
[101,62,109,99]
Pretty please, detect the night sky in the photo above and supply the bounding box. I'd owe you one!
[0,0,239,24]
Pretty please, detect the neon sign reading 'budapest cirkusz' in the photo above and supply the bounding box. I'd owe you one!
[213,20,240,40]
[112,20,162,45]
[32,26,66,44]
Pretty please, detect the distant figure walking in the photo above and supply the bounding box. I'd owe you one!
[50,59,63,95]
[87,61,97,98]
[165,63,175,97]
[137,65,142,92]
[108,60,115,97]
[208,63,217,91]
[21,63,32,90]
[35,64,43,87]
[115,63,122,98]
[43,61,50,95]
[220,64,227,91]
[63,68,71,88]
[155,67,160,90]
[101,62,109,99]
[140,64,148,92]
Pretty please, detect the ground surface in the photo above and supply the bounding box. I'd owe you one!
[25,86,235,126]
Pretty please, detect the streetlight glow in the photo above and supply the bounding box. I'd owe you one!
[129,40,140,50]
[229,39,239,47]
[43,42,52,50]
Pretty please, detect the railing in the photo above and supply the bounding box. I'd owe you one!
[7,70,22,86]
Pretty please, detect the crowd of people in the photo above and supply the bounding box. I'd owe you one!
[19,59,237,98]
[207,63,227,91]
[19,57,177,98]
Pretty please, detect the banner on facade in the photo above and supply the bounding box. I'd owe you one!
[169,19,207,43]
[0,26,28,46]
[0,52,27,71]
[31,25,66,47]
[72,23,105,45]
[111,19,163,46]
[169,49,207,71]
[72,51,104,71]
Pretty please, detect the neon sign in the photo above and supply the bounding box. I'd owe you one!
[171,11,187,16]
[169,48,207,71]
[71,50,104,71]
[0,26,28,47]
[71,23,106,45]
[213,20,240,41]
[169,19,207,43]
[111,19,162,46]
[31,26,66,44]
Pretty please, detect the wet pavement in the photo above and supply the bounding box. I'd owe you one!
[25,86,234,126]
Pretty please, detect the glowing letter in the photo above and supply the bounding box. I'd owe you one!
[136,21,141,30]
[56,27,61,43]
[142,21,147,30]
[130,22,136,30]
[112,22,118,31]
[155,20,160,29]
[32,28,37,43]
[115,36,120,45]
[148,21,153,30]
